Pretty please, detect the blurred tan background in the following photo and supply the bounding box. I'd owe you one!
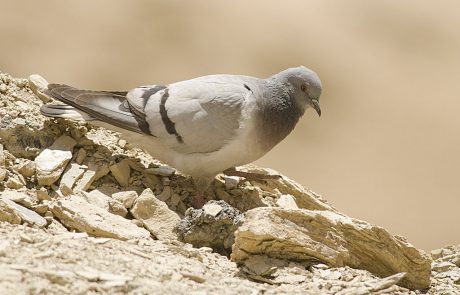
[1,0,459,250]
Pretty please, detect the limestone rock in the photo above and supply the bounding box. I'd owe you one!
[130,188,180,240]
[60,163,86,192]
[0,197,46,227]
[276,194,298,209]
[51,195,151,240]
[28,74,51,102]
[232,207,431,290]
[35,135,77,185]
[81,190,110,211]
[111,191,138,209]
[177,200,244,255]
[110,159,131,187]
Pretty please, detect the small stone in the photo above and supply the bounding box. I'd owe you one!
[111,191,138,209]
[32,203,49,214]
[73,169,96,192]
[202,203,223,217]
[0,198,46,227]
[0,84,7,93]
[433,261,456,273]
[5,176,24,189]
[118,139,127,148]
[276,194,298,209]
[224,176,240,190]
[28,74,51,102]
[16,159,36,178]
[75,148,87,164]
[110,160,131,187]
[51,195,150,240]
[35,136,77,185]
[60,163,86,191]
[1,190,35,208]
[37,188,51,201]
[0,199,22,224]
[130,188,181,240]
[0,240,11,256]
[109,199,128,217]
[81,190,110,211]
[60,184,74,196]
[0,168,6,182]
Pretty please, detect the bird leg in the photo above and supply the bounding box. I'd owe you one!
[223,167,281,183]
[192,177,213,208]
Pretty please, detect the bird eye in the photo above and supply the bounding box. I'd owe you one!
[300,84,307,92]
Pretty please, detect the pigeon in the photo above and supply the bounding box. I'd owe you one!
[37,66,322,205]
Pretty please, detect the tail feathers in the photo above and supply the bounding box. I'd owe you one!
[40,104,94,121]
[42,84,147,134]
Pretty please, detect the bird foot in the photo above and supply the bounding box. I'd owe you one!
[223,167,281,183]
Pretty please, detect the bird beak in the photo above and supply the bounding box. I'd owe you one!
[311,99,321,117]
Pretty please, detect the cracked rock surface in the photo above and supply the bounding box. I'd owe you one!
[0,71,458,294]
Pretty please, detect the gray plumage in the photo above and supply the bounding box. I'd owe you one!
[40,66,322,194]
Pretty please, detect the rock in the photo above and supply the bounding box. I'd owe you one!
[1,190,36,208]
[60,163,86,191]
[5,176,24,189]
[276,194,298,209]
[28,74,51,102]
[0,167,6,182]
[0,199,22,224]
[51,195,151,240]
[36,188,51,201]
[73,170,96,192]
[111,191,138,209]
[223,175,240,190]
[232,207,431,290]
[75,148,87,164]
[433,261,457,273]
[35,135,77,185]
[130,188,181,240]
[110,159,131,187]
[176,200,244,255]
[108,199,128,217]
[15,159,36,177]
[0,197,46,227]
[81,189,110,211]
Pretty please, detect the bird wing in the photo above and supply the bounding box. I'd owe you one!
[127,75,259,154]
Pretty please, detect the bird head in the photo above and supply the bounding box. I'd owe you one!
[275,66,322,116]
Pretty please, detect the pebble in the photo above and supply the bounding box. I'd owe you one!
[224,176,240,190]
[109,160,131,187]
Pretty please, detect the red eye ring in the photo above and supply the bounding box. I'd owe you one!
[301,84,307,92]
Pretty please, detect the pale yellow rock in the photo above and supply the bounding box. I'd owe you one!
[60,163,86,191]
[232,207,431,290]
[0,197,46,227]
[35,136,77,185]
[0,199,22,224]
[130,188,180,240]
[51,195,150,240]
[110,160,131,187]
[276,194,298,209]
[111,191,138,209]
[73,170,96,192]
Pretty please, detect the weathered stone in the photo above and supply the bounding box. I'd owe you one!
[73,170,96,192]
[0,168,6,182]
[75,148,87,164]
[223,175,240,190]
[51,195,150,240]
[0,197,46,227]
[5,176,24,189]
[15,159,36,178]
[81,190,110,211]
[111,191,138,209]
[28,74,51,102]
[232,207,431,290]
[156,186,171,202]
[1,190,35,208]
[0,199,22,224]
[276,194,298,209]
[109,199,128,217]
[60,163,86,191]
[35,135,77,185]
[130,188,180,240]
[110,159,131,187]
[36,188,51,201]
[177,200,244,255]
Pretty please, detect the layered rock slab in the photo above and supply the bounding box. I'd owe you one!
[232,207,431,290]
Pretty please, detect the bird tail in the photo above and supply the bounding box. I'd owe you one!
[35,82,147,134]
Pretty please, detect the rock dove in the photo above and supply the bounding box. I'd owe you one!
[37,66,322,205]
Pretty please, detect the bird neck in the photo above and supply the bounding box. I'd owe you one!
[256,80,303,150]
